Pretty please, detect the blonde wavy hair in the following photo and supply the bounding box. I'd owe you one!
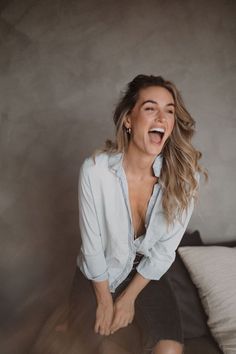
[92,74,208,227]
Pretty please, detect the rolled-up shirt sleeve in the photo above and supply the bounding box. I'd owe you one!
[77,159,108,282]
[137,172,200,280]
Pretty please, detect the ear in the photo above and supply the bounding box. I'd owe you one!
[123,112,131,129]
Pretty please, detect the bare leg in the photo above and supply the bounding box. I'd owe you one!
[152,339,184,354]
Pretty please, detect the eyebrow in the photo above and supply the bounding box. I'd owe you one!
[140,100,176,108]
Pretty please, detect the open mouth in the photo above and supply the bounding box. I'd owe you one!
[148,128,165,145]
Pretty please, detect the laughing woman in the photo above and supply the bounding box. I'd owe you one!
[77,74,208,354]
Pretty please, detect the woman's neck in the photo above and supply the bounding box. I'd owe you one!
[122,144,156,181]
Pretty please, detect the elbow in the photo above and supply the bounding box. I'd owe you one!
[77,251,108,282]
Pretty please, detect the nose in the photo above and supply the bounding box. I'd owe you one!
[155,108,166,121]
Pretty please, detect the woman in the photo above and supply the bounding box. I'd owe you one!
[77,74,207,354]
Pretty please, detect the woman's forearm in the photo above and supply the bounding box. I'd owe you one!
[92,279,112,304]
[121,272,151,301]
[92,279,114,335]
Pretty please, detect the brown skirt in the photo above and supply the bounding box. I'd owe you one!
[112,253,184,352]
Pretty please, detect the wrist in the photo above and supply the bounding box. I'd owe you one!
[92,279,112,304]
[121,272,151,301]
[96,292,112,304]
[95,290,112,305]
[120,287,137,302]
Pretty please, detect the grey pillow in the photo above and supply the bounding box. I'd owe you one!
[178,245,236,354]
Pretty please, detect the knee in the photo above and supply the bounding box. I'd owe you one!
[152,339,184,354]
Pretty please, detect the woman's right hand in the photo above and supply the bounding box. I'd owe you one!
[94,294,114,336]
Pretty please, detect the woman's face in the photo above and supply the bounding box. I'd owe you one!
[124,86,176,156]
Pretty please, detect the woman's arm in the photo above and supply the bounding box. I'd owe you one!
[136,191,197,281]
[110,273,150,333]
[120,272,150,299]
[136,172,200,281]
[78,159,108,281]
[92,280,114,336]
[92,279,111,302]
[78,159,113,335]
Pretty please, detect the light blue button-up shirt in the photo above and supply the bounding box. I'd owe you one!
[77,151,199,293]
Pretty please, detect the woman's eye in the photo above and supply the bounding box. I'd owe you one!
[145,107,154,111]
[168,110,174,114]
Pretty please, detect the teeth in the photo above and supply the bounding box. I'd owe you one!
[149,127,165,133]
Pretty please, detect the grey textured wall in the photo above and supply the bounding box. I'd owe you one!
[0,0,236,353]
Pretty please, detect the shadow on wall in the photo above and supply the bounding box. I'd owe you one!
[0,98,110,353]
[0,112,93,353]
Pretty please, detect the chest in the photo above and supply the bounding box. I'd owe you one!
[126,176,158,238]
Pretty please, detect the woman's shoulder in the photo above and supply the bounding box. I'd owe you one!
[80,151,111,176]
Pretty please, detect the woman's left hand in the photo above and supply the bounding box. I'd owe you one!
[110,291,135,334]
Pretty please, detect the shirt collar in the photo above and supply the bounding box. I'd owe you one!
[108,151,163,178]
